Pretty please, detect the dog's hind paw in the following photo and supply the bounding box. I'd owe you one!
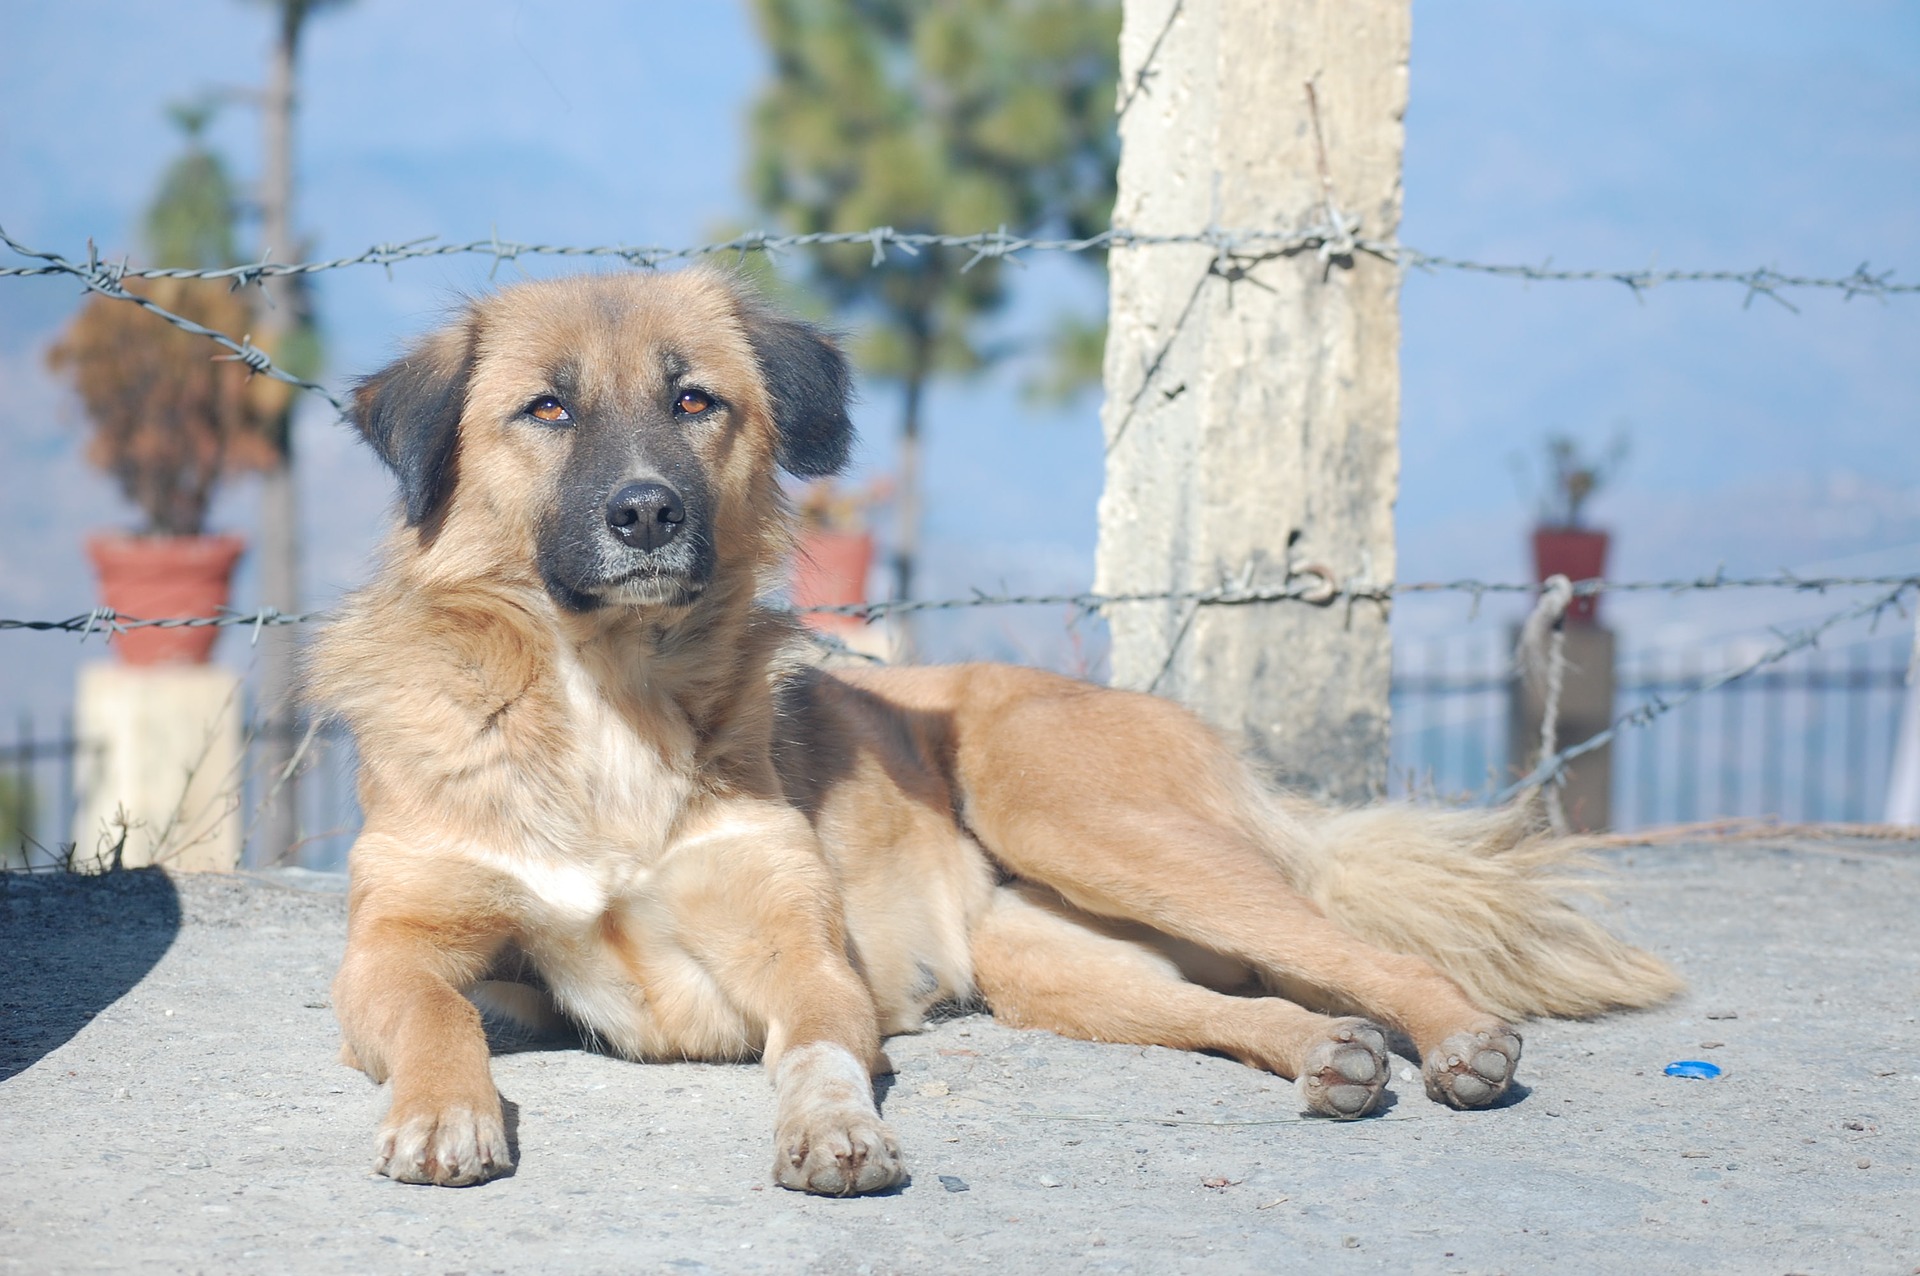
[1299,1019,1389,1119]
[773,1109,905,1196]
[1423,1025,1522,1109]
[375,1100,512,1187]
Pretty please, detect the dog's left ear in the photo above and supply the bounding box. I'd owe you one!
[741,305,854,478]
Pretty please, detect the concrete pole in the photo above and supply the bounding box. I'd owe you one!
[73,665,244,872]
[1886,619,1920,826]
[1096,0,1409,803]
[254,1,306,865]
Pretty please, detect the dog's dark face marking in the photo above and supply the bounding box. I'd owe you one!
[350,271,855,613]
[524,348,721,611]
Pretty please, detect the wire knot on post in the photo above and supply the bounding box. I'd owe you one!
[1516,573,1575,832]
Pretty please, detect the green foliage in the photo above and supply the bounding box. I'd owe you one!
[1533,430,1631,528]
[0,773,36,868]
[747,0,1119,390]
[145,100,241,271]
[1024,312,1107,407]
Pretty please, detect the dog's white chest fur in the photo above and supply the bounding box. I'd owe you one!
[467,650,693,903]
[556,647,697,859]
[463,645,755,1057]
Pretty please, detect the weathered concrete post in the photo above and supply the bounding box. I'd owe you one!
[72,664,244,872]
[1096,0,1409,802]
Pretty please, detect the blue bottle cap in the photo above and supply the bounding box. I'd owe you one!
[1663,1059,1723,1079]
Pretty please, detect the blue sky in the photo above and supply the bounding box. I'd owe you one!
[2,0,1917,720]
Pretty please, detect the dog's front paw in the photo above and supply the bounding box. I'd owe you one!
[774,1107,905,1195]
[376,1096,512,1186]
[1423,1024,1522,1109]
[771,1042,906,1195]
[1298,1018,1390,1119]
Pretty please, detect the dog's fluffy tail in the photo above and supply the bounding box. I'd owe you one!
[1254,794,1683,1021]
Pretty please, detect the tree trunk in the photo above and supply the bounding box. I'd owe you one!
[890,328,933,659]
[1094,0,1408,803]
[253,2,304,865]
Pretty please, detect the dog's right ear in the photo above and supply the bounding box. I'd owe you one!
[349,322,475,527]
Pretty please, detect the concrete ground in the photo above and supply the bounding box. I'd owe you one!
[2,840,1916,1275]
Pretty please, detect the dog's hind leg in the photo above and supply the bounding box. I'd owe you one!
[972,807,1520,1110]
[943,676,1523,1109]
[970,883,1391,1118]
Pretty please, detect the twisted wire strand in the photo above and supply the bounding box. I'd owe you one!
[6,219,1912,419]
[6,571,1915,634]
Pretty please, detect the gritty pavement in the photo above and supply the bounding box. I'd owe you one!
[2,840,1917,1275]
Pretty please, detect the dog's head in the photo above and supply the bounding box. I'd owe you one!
[350,269,853,612]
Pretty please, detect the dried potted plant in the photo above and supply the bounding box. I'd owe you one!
[1526,431,1628,625]
[790,478,891,637]
[45,105,285,664]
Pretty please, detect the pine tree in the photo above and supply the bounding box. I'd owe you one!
[747,0,1119,636]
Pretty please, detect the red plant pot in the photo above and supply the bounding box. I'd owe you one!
[85,533,247,665]
[1531,526,1609,626]
[792,529,874,635]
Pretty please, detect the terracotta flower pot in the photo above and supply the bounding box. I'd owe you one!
[791,529,874,635]
[1530,526,1609,626]
[85,533,247,665]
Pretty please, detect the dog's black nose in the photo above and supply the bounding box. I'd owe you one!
[606,482,686,550]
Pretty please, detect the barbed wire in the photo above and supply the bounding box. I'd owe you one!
[6,571,1916,638]
[0,229,347,413]
[1497,580,1919,804]
[8,222,1911,301]
[0,606,325,640]
[1116,0,1186,120]
[4,218,1913,423]
[1393,252,1914,312]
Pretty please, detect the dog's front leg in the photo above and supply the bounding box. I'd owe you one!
[332,848,514,1187]
[657,803,904,1196]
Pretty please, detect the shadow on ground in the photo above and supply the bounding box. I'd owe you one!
[0,866,180,1080]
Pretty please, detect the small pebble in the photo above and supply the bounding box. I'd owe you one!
[1856,1158,1872,1170]
[1342,1236,1360,1249]
[1037,1175,1062,1188]
[1698,1041,1724,1049]
[938,1175,969,1193]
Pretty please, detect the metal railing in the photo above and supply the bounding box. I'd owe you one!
[1388,630,1913,828]
[1,713,360,871]
[0,714,87,869]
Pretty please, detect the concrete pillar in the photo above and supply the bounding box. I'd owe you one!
[1887,622,1920,825]
[1095,0,1409,803]
[71,664,244,872]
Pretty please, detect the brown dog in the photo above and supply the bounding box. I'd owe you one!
[315,269,1679,1194]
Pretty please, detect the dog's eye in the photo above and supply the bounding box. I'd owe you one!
[674,389,713,417]
[526,396,571,425]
